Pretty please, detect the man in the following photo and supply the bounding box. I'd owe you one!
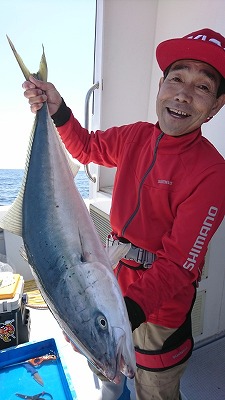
[23,28,225,400]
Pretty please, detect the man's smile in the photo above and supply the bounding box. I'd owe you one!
[156,60,225,136]
[166,107,191,118]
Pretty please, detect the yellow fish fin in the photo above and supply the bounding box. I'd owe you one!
[6,35,47,82]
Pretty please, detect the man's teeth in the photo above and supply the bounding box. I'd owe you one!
[169,108,189,116]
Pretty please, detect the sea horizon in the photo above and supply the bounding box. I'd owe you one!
[0,168,89,206]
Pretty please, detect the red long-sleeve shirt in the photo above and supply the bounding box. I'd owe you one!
[57,113,225,328]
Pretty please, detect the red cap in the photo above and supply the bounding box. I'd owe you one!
[156,28,225,78]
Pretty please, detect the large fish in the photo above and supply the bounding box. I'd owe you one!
[0,38,136,382]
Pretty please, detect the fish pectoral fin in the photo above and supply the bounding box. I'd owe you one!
[6,36,48,82]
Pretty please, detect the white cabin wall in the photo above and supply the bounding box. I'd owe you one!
[90,0,159,197]
[98,0,158,128]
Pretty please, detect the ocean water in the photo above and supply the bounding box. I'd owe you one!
[0,169,89,206]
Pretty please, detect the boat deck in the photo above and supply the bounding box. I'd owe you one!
[181,335,225,400]
[1,272,223,400]
[29,307,225,400]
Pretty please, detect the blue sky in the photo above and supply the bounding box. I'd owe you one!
[0,0,96,168]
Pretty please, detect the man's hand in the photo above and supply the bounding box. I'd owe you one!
[22,75,62,115]
[63,332,81,353]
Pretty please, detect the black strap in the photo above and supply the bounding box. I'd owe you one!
[118,260,147,270]
[162,284,196,352]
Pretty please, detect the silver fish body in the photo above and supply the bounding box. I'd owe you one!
[23,104,135,381]
[1,38,136,383]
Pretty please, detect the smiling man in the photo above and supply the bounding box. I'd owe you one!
[23,28,225,400]
[156,60,225,136]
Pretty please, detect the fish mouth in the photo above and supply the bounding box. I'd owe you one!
[167,107,191,118]
[115,330,136,381]
[65,324,134,383]
[98,328,135,383]
[118,353,135,379]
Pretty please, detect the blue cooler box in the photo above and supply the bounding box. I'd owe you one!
[0,338,76,399]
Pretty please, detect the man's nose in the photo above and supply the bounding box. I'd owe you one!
[174,85,193,103]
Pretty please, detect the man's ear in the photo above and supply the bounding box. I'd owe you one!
[159,76,164,90]
[157,77,164,96]
[209,94,225,118]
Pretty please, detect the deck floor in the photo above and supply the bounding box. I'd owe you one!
[180,335,225,400]
[25,308,225,400]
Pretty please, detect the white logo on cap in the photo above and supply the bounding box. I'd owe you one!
[187,34,225,50]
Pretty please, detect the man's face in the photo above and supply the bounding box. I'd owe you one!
[156,60,224,136]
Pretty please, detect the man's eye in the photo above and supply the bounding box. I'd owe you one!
[170,76,182,82]
[197,85,209,92]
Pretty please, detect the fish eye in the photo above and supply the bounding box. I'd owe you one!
[96,315,108,331]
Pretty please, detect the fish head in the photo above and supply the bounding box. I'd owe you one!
[88,309,136,382]
[68,309,136,383]
[59,260,136,383]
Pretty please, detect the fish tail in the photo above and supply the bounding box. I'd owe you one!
[0,39,78,236]
[0,37,48,235]
[6,35,47,82]
[37,44,48,81]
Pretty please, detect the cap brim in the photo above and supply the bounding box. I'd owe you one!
[156,38,225,79]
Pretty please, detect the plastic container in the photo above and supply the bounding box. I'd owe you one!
[0,338,76,399]
[0,274,30,349]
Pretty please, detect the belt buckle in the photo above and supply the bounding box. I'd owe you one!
[143,262,153,269]
[143,251,155,268]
